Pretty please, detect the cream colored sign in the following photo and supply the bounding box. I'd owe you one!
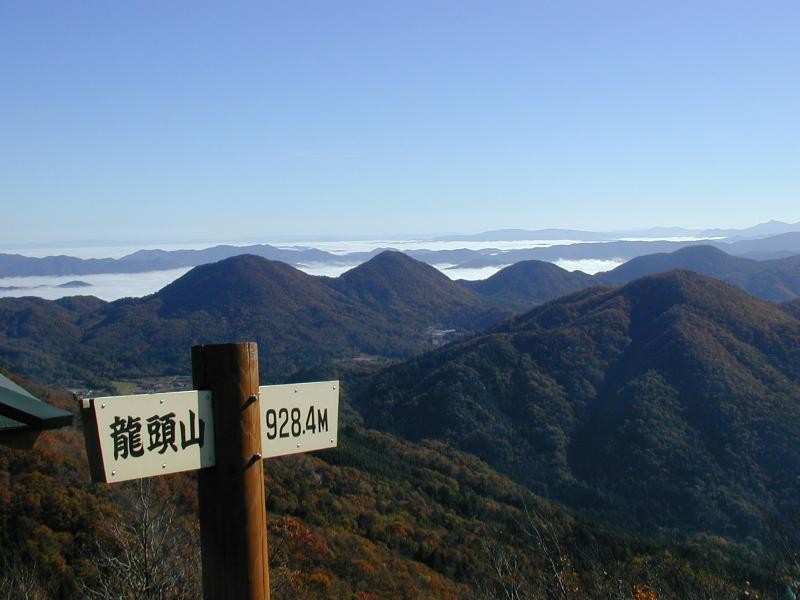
[259,381,339,458]
[87,390,215,483]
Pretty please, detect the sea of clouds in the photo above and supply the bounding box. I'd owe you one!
[0,236,658,301]
[0,268,194,302]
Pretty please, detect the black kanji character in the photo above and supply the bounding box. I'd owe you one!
[180,409,205,449]
[109,416,145,460]
[146,412,178,454]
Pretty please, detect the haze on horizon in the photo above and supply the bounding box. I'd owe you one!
[2,2,799,244]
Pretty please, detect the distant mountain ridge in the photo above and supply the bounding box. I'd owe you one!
[0,244,370,277]
[434,220,800,243]
[4,221,800,278]
[699,219,800,240]
[433,228,614,242]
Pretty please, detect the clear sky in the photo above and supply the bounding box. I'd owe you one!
[2,1,798,243]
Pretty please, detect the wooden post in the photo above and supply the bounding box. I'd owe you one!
[192,343,270,600]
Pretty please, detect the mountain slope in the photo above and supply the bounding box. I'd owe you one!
[156,254,354,320]
[0,296,107,383]
[355,271,800,541]
[783,299,800,320]
[462,260,596,310]
[333,251,503,330]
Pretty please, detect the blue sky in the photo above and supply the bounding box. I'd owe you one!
[2,1,798,243]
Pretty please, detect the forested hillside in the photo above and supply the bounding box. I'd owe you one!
[0,253,508,386]
[356,271,800,543]
[0,381,771,599]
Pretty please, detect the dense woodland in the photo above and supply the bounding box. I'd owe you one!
[0,390,782,599]
[357,271,800,544]
[3,251,800,597]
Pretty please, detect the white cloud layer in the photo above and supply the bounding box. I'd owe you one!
[0,268,192,301]
[553,259,625,274]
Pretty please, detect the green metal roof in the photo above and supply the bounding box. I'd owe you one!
[0,373,73,431]
[0,414,25,429]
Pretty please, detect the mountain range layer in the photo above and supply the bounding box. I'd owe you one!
[0,252,508,385]
[4,224,800,278]
[434,220,800,242]
[471,245,800,307]
[4,245,800,387]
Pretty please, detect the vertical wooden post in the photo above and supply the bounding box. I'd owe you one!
[192,342,270,600]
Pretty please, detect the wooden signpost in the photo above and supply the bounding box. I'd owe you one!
[80,342,340,600]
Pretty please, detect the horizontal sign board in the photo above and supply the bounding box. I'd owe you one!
[83,390,215,483]
[259,381,339,458]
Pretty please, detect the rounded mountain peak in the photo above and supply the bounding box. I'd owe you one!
[332,250,499,326]
[338,251,451,290]
[156,254,326,315]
